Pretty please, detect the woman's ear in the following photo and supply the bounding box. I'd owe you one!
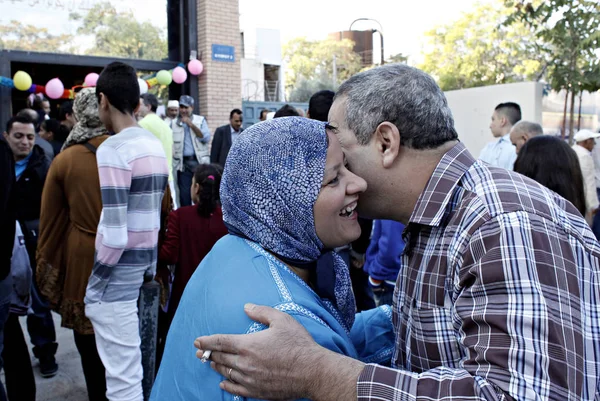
[375,122,401,168]
[193,182,201,195]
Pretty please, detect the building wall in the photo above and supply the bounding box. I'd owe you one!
[445,82,544,156]
[197,0,242,131]
[241,58,264,101]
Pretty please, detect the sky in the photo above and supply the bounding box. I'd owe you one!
[1,0,484,59]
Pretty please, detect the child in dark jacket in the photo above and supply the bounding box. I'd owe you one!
[159,164,228,320]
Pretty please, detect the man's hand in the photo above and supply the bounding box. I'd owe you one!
[181,116,193,127]
[194,303,364,401]
[350,256,365,270]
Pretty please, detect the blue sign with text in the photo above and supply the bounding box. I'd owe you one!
[211,44,235,63]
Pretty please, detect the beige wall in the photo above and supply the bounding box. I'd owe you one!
[197,0,242,131]
[445,82,544,157]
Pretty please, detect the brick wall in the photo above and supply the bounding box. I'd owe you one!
[197,0,242,133]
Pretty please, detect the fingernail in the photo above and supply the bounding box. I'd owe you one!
[244,303,255,311]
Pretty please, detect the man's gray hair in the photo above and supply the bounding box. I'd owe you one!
[335,64,458,149]
[512,121,543,138]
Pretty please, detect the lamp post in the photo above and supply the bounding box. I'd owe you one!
[349,18,384,65]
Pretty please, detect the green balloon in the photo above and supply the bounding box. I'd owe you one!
[156,70,172,86]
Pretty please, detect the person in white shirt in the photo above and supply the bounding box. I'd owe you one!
[572,129,600,222]
[509,120,543,154]
[479,102,521,170]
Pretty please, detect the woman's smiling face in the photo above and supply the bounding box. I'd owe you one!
[313,130,367,249]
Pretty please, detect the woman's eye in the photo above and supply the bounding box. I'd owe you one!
[328,176,339,185]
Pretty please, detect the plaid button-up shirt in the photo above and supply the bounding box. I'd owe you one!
[357,142,600,400]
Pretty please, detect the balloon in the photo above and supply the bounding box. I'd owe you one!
[172,66,187,84]
[13,71,32,91]
[156,70,172,86]
[0,76,14,88]
[138,78,148,94]
[188,59,203,75]
[84,73,99,87]
[45,78,65,99]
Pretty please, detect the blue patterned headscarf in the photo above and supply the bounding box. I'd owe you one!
[221,117,355,330]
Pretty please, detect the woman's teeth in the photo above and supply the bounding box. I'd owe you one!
[339,204,356,217]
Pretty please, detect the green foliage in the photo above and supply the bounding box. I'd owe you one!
[283,37,363,102]
[419,1,545,91]
[505,0,600,93]
[70,2,167,60]
[0,2,167,61]
[386,53,409,64]
[0,21,75,53]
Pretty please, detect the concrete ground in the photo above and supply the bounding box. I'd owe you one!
[1,312,88,401]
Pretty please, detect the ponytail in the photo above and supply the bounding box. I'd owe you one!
[194,164,223,217]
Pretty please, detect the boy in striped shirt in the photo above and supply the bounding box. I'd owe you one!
[85,62,168,401]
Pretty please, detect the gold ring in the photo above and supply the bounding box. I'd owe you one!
[228,367,233,380]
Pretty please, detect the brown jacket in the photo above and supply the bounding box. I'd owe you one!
[36,135,109,334]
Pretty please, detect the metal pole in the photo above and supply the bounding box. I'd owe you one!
[139,272,160,401]
[349,18,384,64]
[379,31,385,65]
[333,54,337,89]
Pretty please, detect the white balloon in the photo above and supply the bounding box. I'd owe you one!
[138,78,148,94]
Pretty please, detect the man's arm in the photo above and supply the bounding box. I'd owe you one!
[581,154,599,211]
[195,304,365,401]
[210,128,223,164]
[186,117,211,144]
[197,213,586,401]
[94,146,132,269]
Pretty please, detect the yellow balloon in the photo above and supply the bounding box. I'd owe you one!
[13,71,32,91]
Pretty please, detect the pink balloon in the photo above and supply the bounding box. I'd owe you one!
[45,78,65,99]
[84,73,99,87]
[172,66,188,84]
[188,59,204,75]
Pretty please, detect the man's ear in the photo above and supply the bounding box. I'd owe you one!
[375,122,400,168]
[99,93,108,111]
[2,132,8,140]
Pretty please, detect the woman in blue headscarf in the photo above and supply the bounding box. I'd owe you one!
[151,117,394,401]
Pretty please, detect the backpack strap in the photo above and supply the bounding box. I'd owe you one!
[83,142,97,154]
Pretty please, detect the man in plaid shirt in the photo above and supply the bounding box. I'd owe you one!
[195,64,600,401]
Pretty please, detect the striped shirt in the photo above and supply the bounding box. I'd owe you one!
[85,127,168,304]
[357,142,600,400]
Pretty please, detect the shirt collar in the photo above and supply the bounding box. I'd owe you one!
[230,125,240,134]
[15,152,32,168]
[408,142,476,227]
[499,133,511,143]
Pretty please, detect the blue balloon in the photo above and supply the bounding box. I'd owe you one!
[0,76,14,88]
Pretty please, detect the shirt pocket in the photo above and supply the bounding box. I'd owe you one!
[407,305,462,373]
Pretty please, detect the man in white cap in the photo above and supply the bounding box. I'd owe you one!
[572,129,600,221]
[165,100,180,125]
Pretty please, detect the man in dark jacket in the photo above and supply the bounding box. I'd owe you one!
[210,109,243,167]
[0,135,16,401]
[3,116,58,386]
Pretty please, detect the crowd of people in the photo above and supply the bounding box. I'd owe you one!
[1,60,600,401]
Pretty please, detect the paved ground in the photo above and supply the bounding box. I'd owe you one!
[1,312,88,401]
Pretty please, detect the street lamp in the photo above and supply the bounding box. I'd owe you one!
[349,18,384,65]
